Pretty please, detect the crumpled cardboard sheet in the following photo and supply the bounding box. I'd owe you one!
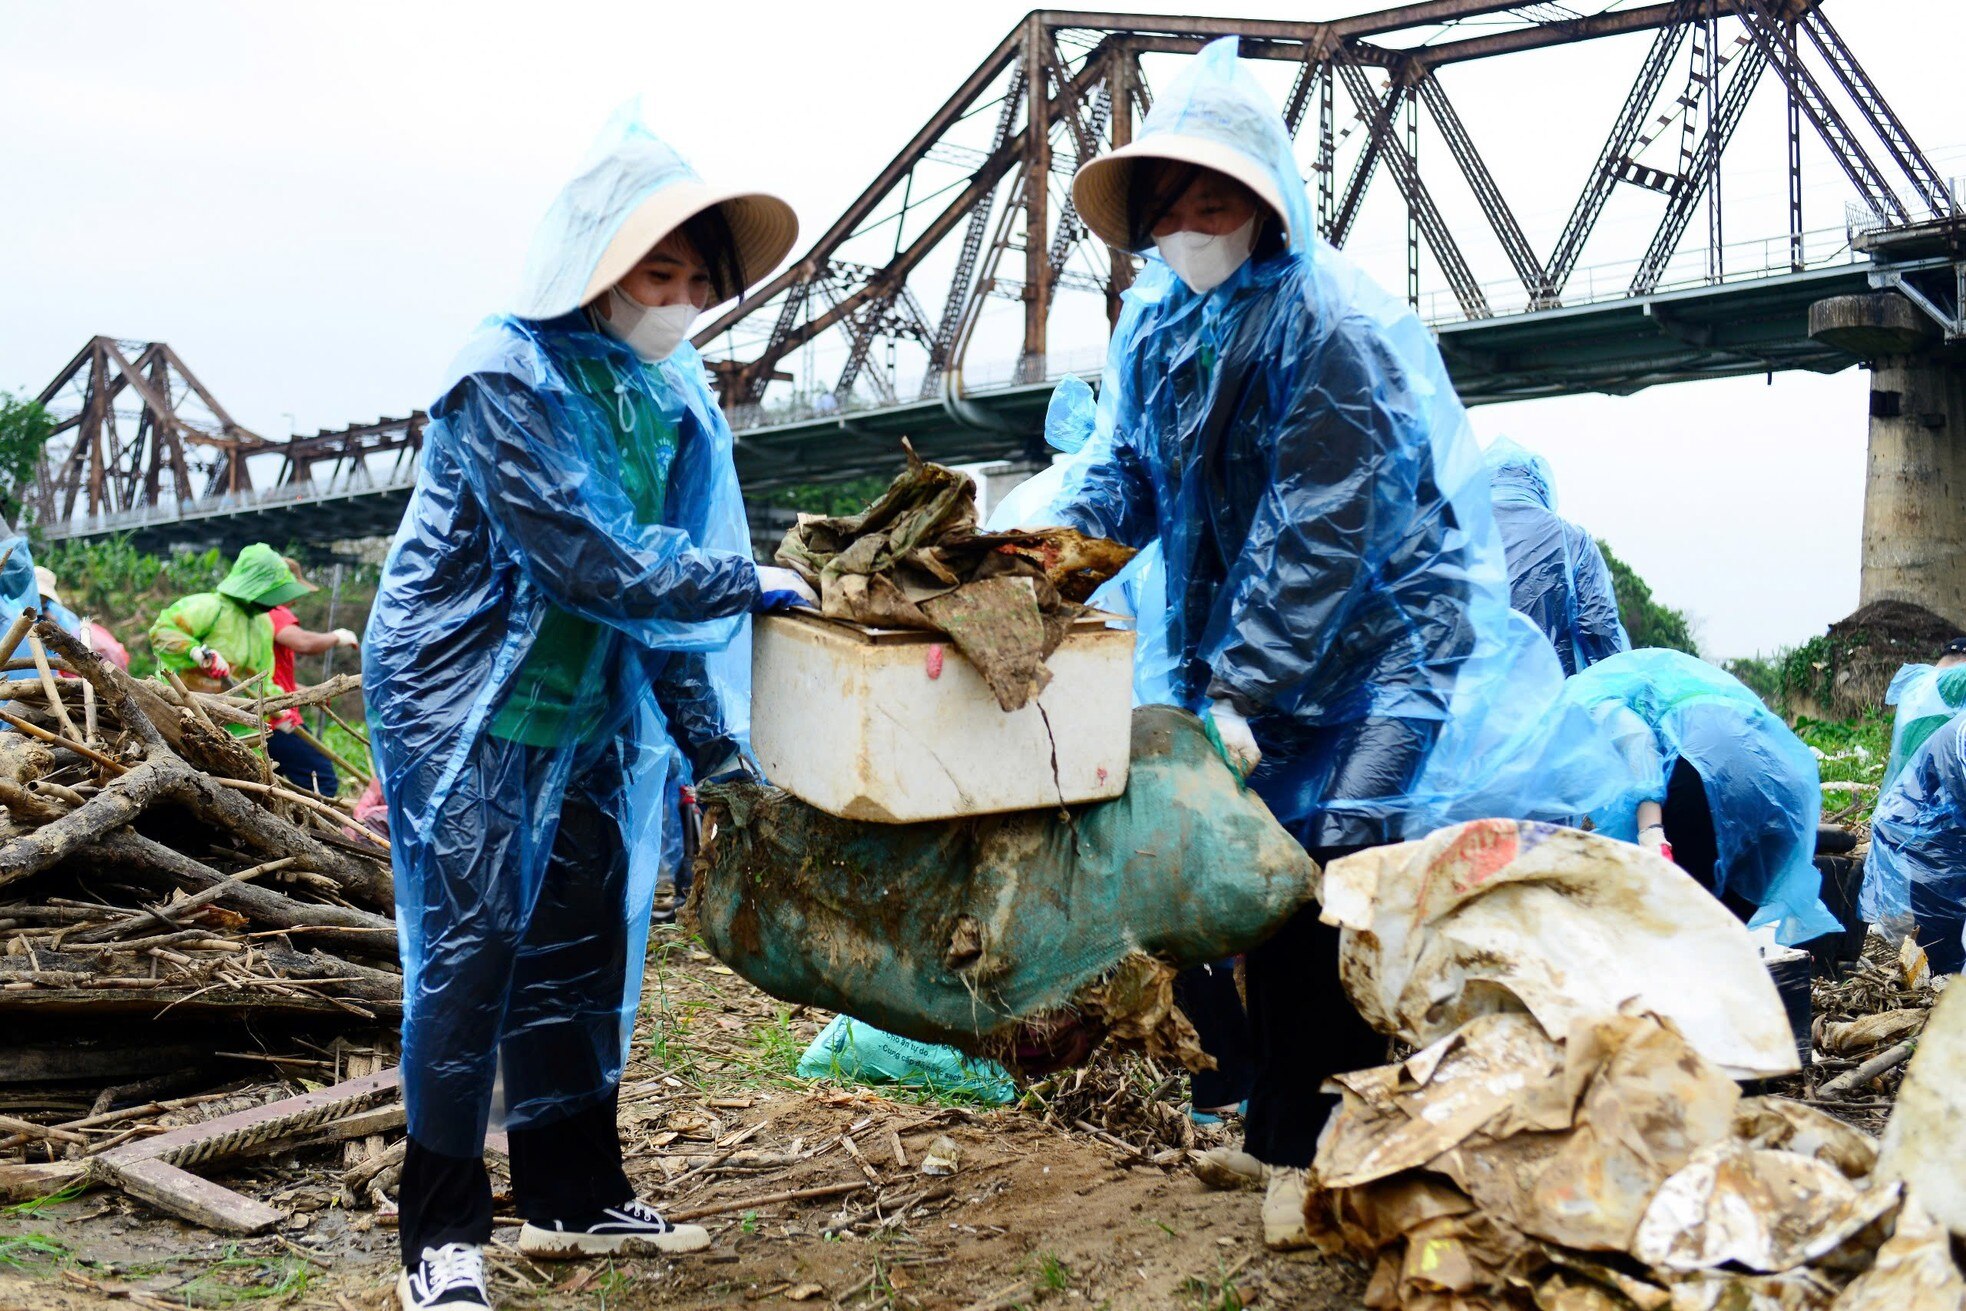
[773,445,1135,710]
[1874,985,1966,1237]
[1319,819,1800,1079]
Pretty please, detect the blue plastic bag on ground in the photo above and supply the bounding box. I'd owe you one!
[796,1015,1017,1104]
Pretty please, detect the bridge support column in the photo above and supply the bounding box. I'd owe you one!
[1810,292,1966,627]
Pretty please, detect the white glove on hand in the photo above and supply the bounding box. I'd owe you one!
[754,565,819,612]
[1638,823,1670,858]
[1209,699,1261,779]
[189,645,232,681]
[332,628,359,648]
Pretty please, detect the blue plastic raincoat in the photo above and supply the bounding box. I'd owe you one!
[1045,39,1630,847]
[365,110,759,1157]
[1867,708,1966,973]
[1483,438,1629,677]
[1861,662,1966,933]
[0,537,40,684]
[1560,649,1838,945]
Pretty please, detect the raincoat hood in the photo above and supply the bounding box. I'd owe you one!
[1072,38,1312,257]
[215,544,310,609]
[512,102,798,320]
[1483,437,1558,511]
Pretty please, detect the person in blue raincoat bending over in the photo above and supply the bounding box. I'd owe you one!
[1482,437,1629,677]
[365,106,814,1311]
[1046,39,1561,1249]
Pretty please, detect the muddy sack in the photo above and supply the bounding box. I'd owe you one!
[687,706,1317,1067]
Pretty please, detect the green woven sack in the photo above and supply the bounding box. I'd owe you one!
[689,706,1318,1068]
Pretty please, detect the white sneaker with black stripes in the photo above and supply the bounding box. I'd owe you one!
[397,1243,491,1311]
[517,1198,711,1259]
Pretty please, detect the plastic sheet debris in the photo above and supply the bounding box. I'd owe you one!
[795,1015,1016,1105]
[1318,819,1800,1079]
[689,706,1315,1070]
[1632,1143,1898,1273]
[773,445,1134,710]
[1875,985,1966,1236]
[1834,1197,1966,1309]
[1304,818,1963,1310]
[1821,1008,1927,1056]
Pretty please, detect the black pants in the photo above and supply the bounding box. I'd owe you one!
[1663,758,1759,923]
[398,1088,634,1263]
[1241,843,1388,1169]
[1175,961,1253,1110]
[267,725,338,798]
[397,748,634,1263]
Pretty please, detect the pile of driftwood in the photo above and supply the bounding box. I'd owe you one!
[0,613,400,1188]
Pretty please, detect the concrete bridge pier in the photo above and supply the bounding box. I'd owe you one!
[1810,292,1966,628]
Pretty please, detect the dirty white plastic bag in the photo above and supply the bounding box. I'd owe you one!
[1318,819,1800,1079]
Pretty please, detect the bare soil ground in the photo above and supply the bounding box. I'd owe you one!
[0,924,1369,1310]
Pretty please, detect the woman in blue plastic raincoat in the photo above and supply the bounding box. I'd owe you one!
[1561,648,1839,946]
[1861,639,1966,939]
[1042,38,1626,1248]
[1868,705,1966,974]
[365,107,811,1309]
[1483,438,1629,676]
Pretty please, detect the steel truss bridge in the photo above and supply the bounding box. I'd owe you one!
[28,0,1960,553]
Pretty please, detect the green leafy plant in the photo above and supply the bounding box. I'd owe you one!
[175,1248,310,1305]
[0,1232,70,1272]
[1036,1251,1071,1292]
[0,392,56,524]
[764,475,891,518]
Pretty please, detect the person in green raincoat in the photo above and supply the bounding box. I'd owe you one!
[149,544,314,697]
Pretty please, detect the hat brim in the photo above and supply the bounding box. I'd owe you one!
[256,579,315,609]
[1073,135,1290,254]
[581,183,800,308]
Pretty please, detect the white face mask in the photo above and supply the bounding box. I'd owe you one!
[1154,217,1257,294]
[600,287,699,362]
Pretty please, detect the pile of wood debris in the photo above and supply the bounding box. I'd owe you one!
[0,614,400,1217]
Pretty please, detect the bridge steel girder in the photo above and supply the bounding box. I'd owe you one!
[694,0,1933,434]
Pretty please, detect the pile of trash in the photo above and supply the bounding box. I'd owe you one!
[690,706,1318,1071]
[1305,820,1966,1310]
[772,444,1135,710]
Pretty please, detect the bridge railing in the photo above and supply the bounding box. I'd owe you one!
[39,462,423,540]
[728,221,1866,433]
[1415,222,1862,326]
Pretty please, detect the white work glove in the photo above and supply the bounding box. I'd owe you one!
[753,565,819,613]
[189,645,232,681]
[1638,823,1672,861]
[332,628,359,648]
[1208,698,1261,779]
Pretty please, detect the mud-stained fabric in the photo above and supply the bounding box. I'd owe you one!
[689,706,1316,1063]
[774,448,1134,710]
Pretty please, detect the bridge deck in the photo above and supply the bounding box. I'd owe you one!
[42,262,1876,553]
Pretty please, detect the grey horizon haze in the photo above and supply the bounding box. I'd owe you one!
[2,1,1959,659]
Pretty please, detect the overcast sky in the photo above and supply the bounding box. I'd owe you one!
[2,1,1958,659]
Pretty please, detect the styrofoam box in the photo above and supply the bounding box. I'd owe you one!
[751,610,1136,823]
